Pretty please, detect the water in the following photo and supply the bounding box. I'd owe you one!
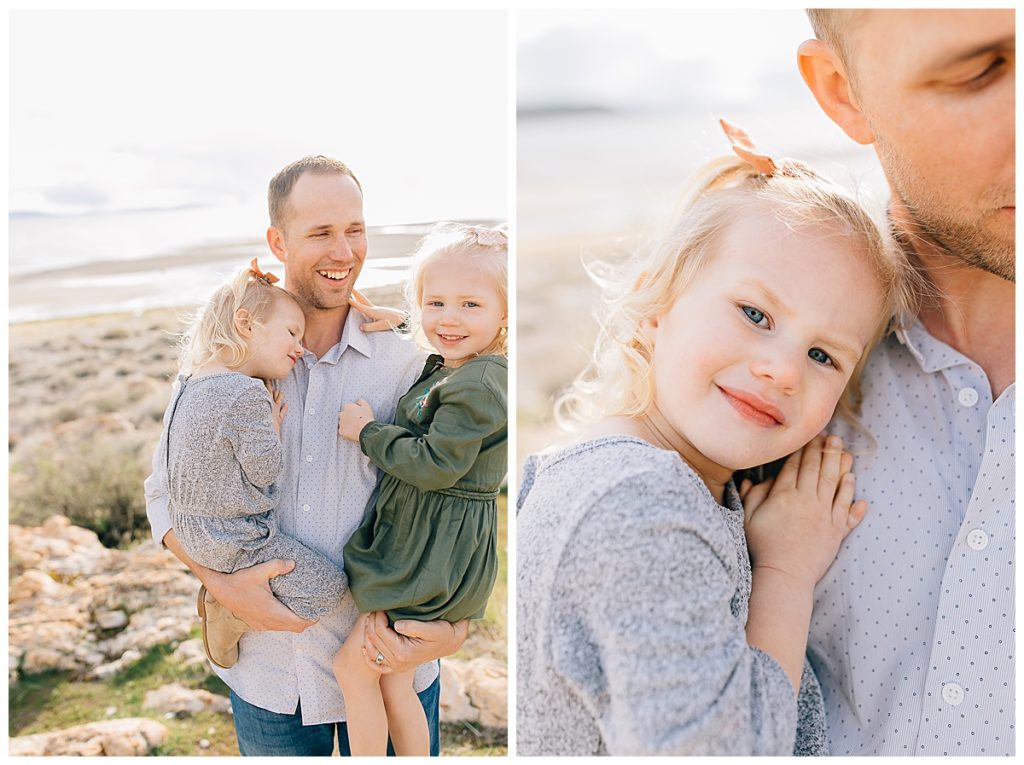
[8,206,491,323]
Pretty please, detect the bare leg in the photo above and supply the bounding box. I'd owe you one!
[381,670,429,756]
[333,614,388,755]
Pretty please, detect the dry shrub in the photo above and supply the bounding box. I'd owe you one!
[10,434,152,549]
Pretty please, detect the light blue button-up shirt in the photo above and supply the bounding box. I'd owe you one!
[808,320,1015,755]
[145,309,436,725]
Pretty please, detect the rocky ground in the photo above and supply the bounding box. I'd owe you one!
[9,514,506,755]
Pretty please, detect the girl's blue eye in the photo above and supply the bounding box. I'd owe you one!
[808,347,833,366]
[742,305,766,325]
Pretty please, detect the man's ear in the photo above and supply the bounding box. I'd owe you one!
[234,308,254,338]
[266,226,287,264]
[797,39,875,146]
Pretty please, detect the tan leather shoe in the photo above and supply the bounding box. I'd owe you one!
[197,585,251,669]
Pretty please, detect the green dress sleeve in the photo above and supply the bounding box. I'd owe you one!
[359,375,505,492]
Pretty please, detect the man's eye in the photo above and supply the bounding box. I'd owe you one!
[741,305,767,326]
[962,56,1007,87]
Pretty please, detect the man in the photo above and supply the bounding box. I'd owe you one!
[144,156,468,756]
[797,9,1014,755]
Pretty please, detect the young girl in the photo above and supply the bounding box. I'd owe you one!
[516,121,917,755]
[164,260,346,668]
[333,223,508,756]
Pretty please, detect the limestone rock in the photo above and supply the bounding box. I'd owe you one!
[9,518,200,684]
[440,662,479,723]
[9,717,168,756]
[95,609,128,630]
[462,657,508,728]
[9,569,65,602]
[143,683,231,715]
[439,657,507,727]
[172,638,209,668]
[91,649,142,681]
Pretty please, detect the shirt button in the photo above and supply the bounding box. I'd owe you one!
[302,504,310,512]
[305,455,313,463]
[966,529,989,550]
[942,682,964,705]
[958,387,979,407]
[308,407,316,416]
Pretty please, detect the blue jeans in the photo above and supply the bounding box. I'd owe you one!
[230,674,441,756]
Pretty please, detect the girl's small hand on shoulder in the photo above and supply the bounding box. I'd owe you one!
[349,290,408,333]
[743,434,868,589]
[338,399,375,441]
[268,384,288,436]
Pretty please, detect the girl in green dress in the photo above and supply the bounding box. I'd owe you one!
[334,223,508,756]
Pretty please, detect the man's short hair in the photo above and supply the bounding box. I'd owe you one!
[268,155,362,230]
[806,9,864,74]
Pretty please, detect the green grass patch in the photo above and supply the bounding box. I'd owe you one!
[441,721,507,756]
[9,634,240,756]
[11,627,506,756]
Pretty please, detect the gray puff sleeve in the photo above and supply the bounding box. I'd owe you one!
[220,386,282,489]
[555,474,797,755]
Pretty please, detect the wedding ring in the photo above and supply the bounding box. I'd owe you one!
[375,651,385,666]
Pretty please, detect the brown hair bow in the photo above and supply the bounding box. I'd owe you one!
[249,258,281,285]
[719,118,777,176]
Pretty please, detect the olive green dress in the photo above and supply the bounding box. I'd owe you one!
[344,354,507,623]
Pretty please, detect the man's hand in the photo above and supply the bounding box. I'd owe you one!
[338,400,375,442]
[204,560,316,633]
[162,530,314,633]
[360,611,469,674]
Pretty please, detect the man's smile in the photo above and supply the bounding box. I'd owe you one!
[317,268,351,281]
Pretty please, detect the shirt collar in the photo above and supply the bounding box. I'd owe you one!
[894,318,974,375]
[302,309,374,367]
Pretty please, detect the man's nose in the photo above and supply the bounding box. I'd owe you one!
[327,236,354,263]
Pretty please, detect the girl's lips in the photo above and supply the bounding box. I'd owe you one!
[717,385,785,427]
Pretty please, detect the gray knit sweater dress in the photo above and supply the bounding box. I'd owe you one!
[516,436,828,756]
[165,373,346,621]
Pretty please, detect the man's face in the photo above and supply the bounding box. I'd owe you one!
[270,172,368,311]
[847,10,1014,280]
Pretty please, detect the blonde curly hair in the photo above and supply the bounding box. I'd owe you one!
[179,262,299,372]
[556,154,919,435]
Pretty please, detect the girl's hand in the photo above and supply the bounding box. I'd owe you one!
[349,289,408,333]
[743,434,868,589]
[268,383,288,436]
[339,399,375,441]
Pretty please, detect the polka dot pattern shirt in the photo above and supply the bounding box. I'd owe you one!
[808,320,1014,756]
[146,309,436,725]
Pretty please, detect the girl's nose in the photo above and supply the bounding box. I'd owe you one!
[749,352,801,393]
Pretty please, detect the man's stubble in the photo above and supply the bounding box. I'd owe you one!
[874,131,1015,283]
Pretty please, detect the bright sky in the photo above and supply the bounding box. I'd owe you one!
[10,9,508,223]
[517,9,814,110]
